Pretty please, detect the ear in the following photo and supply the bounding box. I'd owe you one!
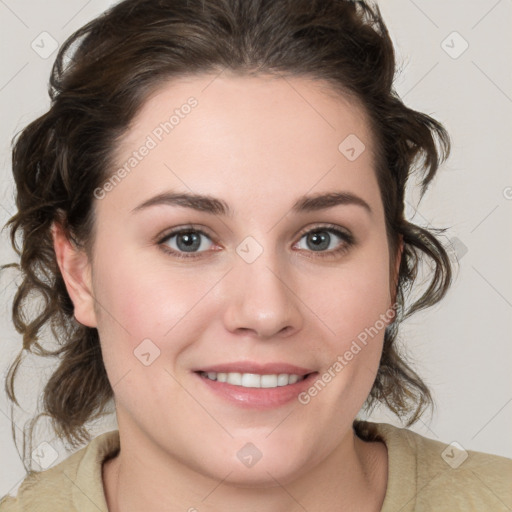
[51,221,97,328]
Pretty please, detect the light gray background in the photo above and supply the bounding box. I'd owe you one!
[1,0,511,499]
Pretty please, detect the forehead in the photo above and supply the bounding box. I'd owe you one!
[120,72,374,157]
[109,73,380,212]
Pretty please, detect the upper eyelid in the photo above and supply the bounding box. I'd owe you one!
[157,225,213,242]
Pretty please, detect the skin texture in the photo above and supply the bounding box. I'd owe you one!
[53,73,401,512]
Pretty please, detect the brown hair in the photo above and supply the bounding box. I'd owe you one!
[2,0,451,468]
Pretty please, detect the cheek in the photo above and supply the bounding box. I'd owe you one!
[318,240,392,345]
[299,262,392,413]
[91,244,224,364]
[88,213,239,410]
[93,242,175,329]
[305,238,392,407]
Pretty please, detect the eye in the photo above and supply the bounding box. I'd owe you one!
[157,224,355,260]
[158,227,215,258]
[294,225,354,257]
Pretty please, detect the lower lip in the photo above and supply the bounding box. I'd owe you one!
[195,372,318,409]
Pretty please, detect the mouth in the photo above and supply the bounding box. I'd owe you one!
[193,364,318,408]
[198,371,310,388]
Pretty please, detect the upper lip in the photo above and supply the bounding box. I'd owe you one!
[194,362,315,376]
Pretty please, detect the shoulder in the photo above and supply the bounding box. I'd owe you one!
[354,420,512,512]
[0,430,119,512]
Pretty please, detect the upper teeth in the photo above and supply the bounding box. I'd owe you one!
[200,372,305,388]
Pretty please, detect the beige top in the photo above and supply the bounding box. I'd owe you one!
[1,420,511,511]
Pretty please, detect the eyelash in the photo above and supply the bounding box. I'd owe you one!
[156,223,355,260]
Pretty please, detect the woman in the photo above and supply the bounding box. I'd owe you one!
[1,0,511,511]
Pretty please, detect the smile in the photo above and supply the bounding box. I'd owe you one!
[195,368,318,408]
[199,371,307,388]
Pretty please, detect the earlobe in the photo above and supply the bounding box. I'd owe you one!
[51,221,98,328]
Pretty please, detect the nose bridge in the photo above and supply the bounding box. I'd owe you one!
[222,235,303,338]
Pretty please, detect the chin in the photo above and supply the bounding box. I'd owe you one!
[194,437,318,488]
[218,457,311,488]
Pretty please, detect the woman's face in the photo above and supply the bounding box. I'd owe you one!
[82,73,398,484]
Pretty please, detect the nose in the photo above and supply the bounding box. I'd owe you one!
[221,245,304,339]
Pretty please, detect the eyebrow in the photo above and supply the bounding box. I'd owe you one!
[130,190,372,216]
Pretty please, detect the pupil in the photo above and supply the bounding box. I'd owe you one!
[177,232,200,251]
[308,231,330,251]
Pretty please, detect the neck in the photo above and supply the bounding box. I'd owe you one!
[102,424,388,512]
